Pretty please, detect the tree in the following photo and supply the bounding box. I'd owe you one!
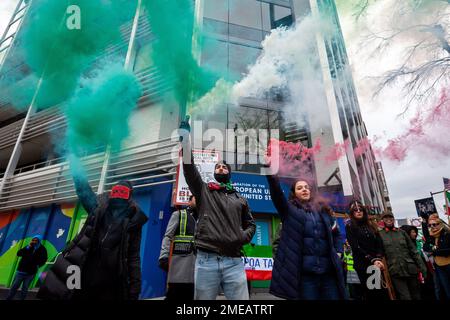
[340,0,450,114]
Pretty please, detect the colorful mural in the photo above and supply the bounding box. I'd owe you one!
[0,204,74,287]
[0,183,173,299]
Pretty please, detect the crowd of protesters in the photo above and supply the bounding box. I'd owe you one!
[4,119,450,301]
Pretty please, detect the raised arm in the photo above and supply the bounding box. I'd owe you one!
[179,118,204,199]
[266,174,290,221]
[182,147,204,200]
[73,174,98,215]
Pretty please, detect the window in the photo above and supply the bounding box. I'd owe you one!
[229,0,263,30]
[201,37,228,77]
[270,5,293,28]
[229,43,261,81]
[203,0,228,22]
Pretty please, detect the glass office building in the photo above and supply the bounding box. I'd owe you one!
[0,0,390,297]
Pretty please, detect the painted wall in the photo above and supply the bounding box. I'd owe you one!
[0,183,173,299]
[0,175,350,298]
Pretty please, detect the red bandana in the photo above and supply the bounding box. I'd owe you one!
[110,185,131,200]
[208,182,222,191]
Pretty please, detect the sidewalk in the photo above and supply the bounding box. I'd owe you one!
[150,289,282,300]
[0,286,38,300]
[0,287,281,300]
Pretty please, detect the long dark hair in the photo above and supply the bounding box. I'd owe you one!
[289,178,333,215]
[348,200,378,234]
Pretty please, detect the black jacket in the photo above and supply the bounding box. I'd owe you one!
[182,147,256,257]
[37,178,148,300]
[433,228,450,257]
[16,245,48,275]
[345,223,385,271]
[267,175,347,300]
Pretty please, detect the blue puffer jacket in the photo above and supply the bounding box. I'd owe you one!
[267,175,347,300]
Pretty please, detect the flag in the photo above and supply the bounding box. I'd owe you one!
[242,245,273,281]
[446,191,450,216]
[414,197,437,217]
[443,178,450,215]
[444,177,450,190]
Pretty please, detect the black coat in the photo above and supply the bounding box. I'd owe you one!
[16,245,48,275]
[38,179,148,300]
[345,223,385,272]
[267,175,347,300]
[433,228,450,257]
[182,148,256,257]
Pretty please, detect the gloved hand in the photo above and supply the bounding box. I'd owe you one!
[179,116,191,142]
[159,258,169,272]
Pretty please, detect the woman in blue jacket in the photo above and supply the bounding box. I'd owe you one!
[267,174,347,300]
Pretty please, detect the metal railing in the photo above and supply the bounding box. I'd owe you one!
[0,137,178,211]
[0,63,171,152]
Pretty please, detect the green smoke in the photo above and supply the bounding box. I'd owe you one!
[66,65,142,155]
[143,0,220,114]
[21,0,135,108]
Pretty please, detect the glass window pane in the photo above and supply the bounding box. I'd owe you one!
[261,2,271,31]
[201,37,229,77]
[271,5,293,28]
[203,0,228,22]
[229,24,264,42]
[229,0,262,30]
[203,18,229,36]
[229,43,261,81]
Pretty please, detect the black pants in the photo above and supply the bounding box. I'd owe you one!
[391,276,421,300]
[355,268,389,301]
[165,283,194,300]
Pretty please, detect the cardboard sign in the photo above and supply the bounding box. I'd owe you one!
[173,149,219,205]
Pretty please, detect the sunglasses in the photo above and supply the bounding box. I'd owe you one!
[428,223,440,228]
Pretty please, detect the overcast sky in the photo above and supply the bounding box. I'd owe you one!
[335,0,450,220]
[0,0,448,220]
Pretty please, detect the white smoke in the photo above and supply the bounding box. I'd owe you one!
[231,15,337,129]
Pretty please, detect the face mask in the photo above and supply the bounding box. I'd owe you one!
[214,172,230,183]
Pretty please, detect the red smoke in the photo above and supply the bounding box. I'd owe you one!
[267,138,321,178]
[324,139,350,164]
[382,88,450,162]
[267,89,450,175]
[353,88,450,162]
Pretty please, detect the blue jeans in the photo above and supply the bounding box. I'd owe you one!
[6,272,35,300]
[300,273,340,300]
[435,264,450,300]
[194,250,249,300]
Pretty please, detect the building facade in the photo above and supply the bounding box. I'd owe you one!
[0,0,389,298]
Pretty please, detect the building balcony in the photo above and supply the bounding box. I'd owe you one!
[0,137,177,212]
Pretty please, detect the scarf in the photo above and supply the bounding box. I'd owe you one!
[208,181,234,192]
[429,225,443,238]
